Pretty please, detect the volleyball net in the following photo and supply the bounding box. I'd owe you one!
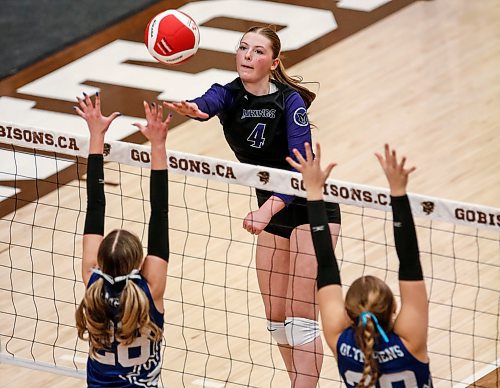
[0,122,498,387]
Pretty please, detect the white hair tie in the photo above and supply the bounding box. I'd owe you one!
[92,268,141,285]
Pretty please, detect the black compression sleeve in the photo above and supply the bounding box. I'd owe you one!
[84,154,105,235]
[307,200,341,289]
[391,195,423,281]
[148,170,170,262]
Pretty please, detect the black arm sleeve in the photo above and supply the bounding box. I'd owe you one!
[84,154,105,235]
[147,170,170,262]
[391,195,423,281]
[307,200,341,290]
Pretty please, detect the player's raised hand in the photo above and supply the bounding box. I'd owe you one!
[163,100,209,119]
[133,101,171,147]
[133,101,171,170]
[74,92,121,138]
[286,142,336,201]
[375,144,416,197]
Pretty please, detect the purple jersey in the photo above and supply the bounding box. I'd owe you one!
[337,328,433,387]
[192,77,311,204]
[86,272,164,387]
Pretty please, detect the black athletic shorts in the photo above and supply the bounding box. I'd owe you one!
[256,189,341,239]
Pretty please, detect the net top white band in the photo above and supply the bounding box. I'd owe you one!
[1,121,499,231]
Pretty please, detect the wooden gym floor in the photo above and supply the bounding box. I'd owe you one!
[0,0,498,386]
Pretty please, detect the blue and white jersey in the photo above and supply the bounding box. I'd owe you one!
[337,327,432,388]
[86,272,164,387]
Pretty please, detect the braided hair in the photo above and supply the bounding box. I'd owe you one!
[345,276,396,387]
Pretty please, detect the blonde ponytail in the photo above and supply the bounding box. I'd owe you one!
[271,61,316,108]
[76,279,114,355]
[115,281,162,345]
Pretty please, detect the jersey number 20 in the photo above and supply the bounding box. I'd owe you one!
[345,370,418,387]
[247,123,266,148]
[92,335,151,367]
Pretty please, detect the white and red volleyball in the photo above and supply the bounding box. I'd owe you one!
[144,9,200,65]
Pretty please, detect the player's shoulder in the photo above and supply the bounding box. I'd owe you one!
[223,77,244,92]
[209,78,242,102]
[273,82,305,110]
[270,79,296,97]
[337,326,356,348]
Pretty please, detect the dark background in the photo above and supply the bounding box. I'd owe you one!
[0,0,161,80]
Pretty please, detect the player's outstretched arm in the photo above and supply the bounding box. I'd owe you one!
[375,144,429,361]
[74,93,120,286]
[286,143,349,354]
[163,100,209,119]
[133,101,171,310]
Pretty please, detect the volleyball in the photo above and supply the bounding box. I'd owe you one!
[144,9,200,65]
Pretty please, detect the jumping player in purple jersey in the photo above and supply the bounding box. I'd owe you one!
[287,143,432,387]
[164,26,341,387]
[74,94,171,387]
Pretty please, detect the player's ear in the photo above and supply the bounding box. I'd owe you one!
[271,58,280,71]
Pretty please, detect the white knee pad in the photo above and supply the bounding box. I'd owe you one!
[284,317,320,347]
[267,320,288,345]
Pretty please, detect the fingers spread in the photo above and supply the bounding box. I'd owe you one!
[400,156,407,170]
[73,106,85,118]
[293,148,306,164]
[324,162,337,179]
[164,112,172,126]
[286,156,300,170]
[384,143,390,160]
[76,96,87,112]
[109,112,121,122]
[374,152,385,170]
[304,142,313,162]
[143,100,151,118]
[156,103,163,120]
[94,93,101,109]
[83,92,91,106]
[313,142,321,163]
[150,102,157,116]
[162,102,176,110]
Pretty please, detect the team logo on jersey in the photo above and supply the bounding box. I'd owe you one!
[257,171,270,184]
[421,201,435,215]
[293,107,309,127]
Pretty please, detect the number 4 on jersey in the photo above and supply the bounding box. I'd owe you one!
[247,123,266,148]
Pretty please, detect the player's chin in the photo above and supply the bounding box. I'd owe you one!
[237,68,254,79]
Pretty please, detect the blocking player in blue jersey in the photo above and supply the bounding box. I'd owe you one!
[75,94,170,387]
[287,143,433,387]
[164,26,341,386]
